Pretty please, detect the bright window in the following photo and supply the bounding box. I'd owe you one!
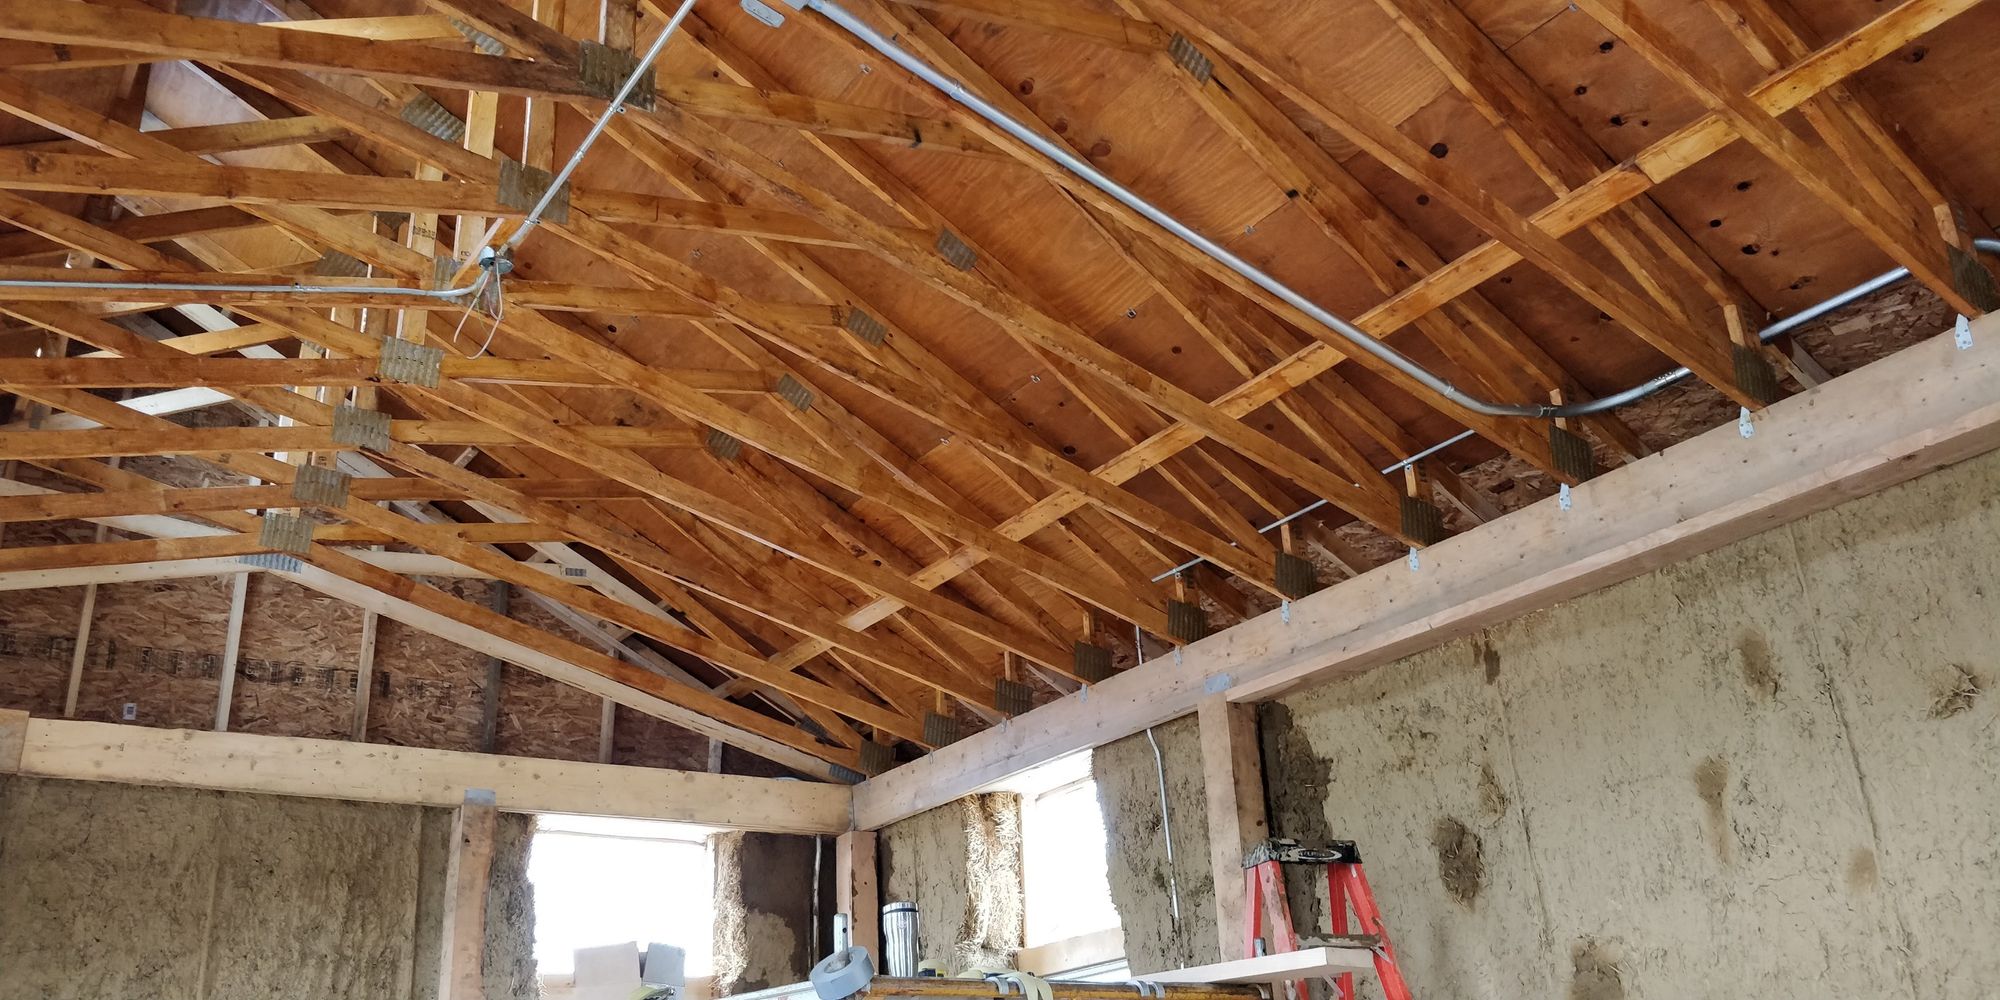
[1016,755,1121,949]
[528,815,717,977]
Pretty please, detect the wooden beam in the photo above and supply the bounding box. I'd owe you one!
[479,582,509,754]
[438,788,497,1000]
[1198,695,1267,964]
[836,829,880,957]
[3,714,853,831]
[852,313,2000,826]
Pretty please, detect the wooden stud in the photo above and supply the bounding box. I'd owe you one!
[211,571,249,732]
[437,788,498,1000]
[1199,696,1268,963]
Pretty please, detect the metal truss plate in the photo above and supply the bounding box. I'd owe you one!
[291,464,352,507]
[843,308,887,346]
[1274,551,1319,601]
[935,229,978,271]
[705,427,744,461]
[331,404,391,452]
[1166,599,1210,643]
[1950,243,2000,313]
[1167,33,1214,84]
[1548,424,1596,483]
[858,740,894,775]
[377,336,445,387]
[310,251,369,279]
[400,94,468,144]
[498,158,569,225]
[995,678,1032,717]
[829,764,866,784]
[259,512,314,556]
[775,373,815,411]
[1399,495,1446,547]
[922,711,962,747]
[1072,641,1113,684]
[740,0,787,27]
[579,41,657,111]
[239,552,303,573]
[448,17,507,55]
[1731,342,1782,406]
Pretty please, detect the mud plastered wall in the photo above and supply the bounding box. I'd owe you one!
[711,832,830,997]
[0,775,536,1000]
[1096,440,2000,998]
[878,794,1023,973]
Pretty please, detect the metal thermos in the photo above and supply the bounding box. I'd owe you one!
[881,901,919,976]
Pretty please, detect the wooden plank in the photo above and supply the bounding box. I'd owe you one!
[479,582,509,754]
[1197,695,1266,963]
[835,830,880,957]
[852,313,2000,827]
[353,610,379,742]
[1139,946,1373,983]
[212,571,250,731]
[437,788,497,1000]
[13,715,854,831]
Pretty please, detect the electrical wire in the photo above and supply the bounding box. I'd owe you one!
[1144,726,1182,929]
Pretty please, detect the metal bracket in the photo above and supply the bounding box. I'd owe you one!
[498,158,570,224]
[1548,423,1596,482]
[858,740,894,775]
[1406,547,1421,572]
[828,764,866,784]
[1166,599,1209,643]
[1072,641,1113,684]
[935,229,978,271]
[1949,244,2000,313]
[842,308,888,346]
[1274,550,1318,600]
[776,373,815,411]
[740,0,787,27]
[376,336,445,387]
[705,427,744,461]
[291,464,351,507]
[239,552,303,573]
[310,251,369,279]
[1399,495,1446,546]
[922,711,962,747]
[1738,406,1755,439]
[1731,343,1782,406]
[399,94,468,144]
[579,41,656,110]
[1957,314,1975,351]
[448,17,507,55]
[259,512,314,556]
[1166,33,1214,84]
[331,404,391,452]
[995,678,1032,716]
[1558,482,1573,512]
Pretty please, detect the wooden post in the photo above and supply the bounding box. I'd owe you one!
[0,708,27,773]
[597,697,616,763]
[212,571,249,731]
[352,611,379,741]
[836,830,880,959]
[437,788,498,1000]
[1198,695,1268,963]
[60,570,100,718]
[479,582,509,753]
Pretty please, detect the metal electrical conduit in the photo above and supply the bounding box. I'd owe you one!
[0,0,701,309]
[783,0,2000,579]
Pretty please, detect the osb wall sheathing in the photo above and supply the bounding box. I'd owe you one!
[0,479,715,768]
[0,776,536,1000]
[710,832,830,997]
[1095,437,2000,997]
[878,794,1024,973]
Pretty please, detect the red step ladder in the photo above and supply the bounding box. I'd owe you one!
[1241,838,1414,1000]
